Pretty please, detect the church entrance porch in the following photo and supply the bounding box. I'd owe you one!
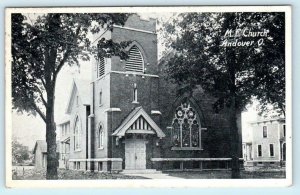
[124,135,147,170]
[111,107,166,172]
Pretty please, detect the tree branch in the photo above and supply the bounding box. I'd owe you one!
[32,102,46,122]
[40,77,47,90]
[55,49,71,75]
[34,85,47,107]
[55,25,82,75]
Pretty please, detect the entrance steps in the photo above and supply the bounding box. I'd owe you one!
[121,169,163,174]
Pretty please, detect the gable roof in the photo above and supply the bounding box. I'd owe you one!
[33,140,60,154]
[65,79,91,114]
[112,107,165,138]
[57,115,70,126]
[33,140,47,154]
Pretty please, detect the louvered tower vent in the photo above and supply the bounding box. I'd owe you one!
[125,45,144,73]
[97,57,105,78]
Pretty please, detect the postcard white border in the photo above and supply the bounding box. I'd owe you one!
[5,6,292,188]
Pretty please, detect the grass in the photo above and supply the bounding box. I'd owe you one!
[13,168,147,180]
[164,170,286,179]
[12,166,286,180]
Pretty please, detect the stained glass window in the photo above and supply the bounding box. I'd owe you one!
[171,103,201,148]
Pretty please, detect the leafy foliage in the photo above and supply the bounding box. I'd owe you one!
[162,12,285,178]
[12,13,131,118]
[11,13,131,179]
[163,12,285,115]
[12,139,31,165]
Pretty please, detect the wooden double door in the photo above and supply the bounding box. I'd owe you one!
[125,138,146,170]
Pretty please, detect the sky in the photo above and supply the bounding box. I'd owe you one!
[11,12,258,150]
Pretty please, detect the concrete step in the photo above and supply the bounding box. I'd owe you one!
[121,169,162,174]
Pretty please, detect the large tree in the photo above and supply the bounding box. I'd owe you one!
[162,12,285,178]
[11,13,131,179]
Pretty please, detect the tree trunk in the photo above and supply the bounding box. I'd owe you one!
[45,89,58,179]
[229,95,241,178]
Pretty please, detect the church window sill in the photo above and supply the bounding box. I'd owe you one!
[171,147,203,151]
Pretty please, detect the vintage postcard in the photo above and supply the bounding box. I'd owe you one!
[5,6,292,188]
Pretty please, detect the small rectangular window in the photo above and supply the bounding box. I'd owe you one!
[99,91,102,106]
[283,124,286,137]
[98,162,103,171]
[258,145,262,157]
[133,83,138,102]
[270,144,274,157]
[263,126,267,138]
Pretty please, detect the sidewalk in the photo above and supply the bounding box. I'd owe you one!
[121,173,180,179]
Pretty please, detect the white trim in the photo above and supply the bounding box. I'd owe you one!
[113,25,156,35]
[113,71,159,78]
[69,158,123,162]
[246,159,281,162]
[92,71,159,83]
[112,107,166,138]
[88,114,95,118]
[151,110,161,115]
[104,108,121,112]
[126,129,155,134]
[151,158,244,162]
[171,147,203,151]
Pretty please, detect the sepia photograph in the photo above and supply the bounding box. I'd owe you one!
[5,6,292,188]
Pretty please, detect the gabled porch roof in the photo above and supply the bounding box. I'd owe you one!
[112,107,165,138]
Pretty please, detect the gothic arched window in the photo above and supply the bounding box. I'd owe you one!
[74,116,81,151]
[125,45,144,73]
[98,124,104,148]
[171,102,201,148]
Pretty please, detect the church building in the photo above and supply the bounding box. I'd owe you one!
[57,14,242,172]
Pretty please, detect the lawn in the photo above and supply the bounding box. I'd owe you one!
[13,167,286,180]
[164,170,286,179]
[13,168,147,180]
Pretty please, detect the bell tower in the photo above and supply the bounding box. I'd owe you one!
[89,14,161,172]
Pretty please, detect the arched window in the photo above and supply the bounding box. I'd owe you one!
[98,124,104,148]
[97,57,105,78]
[125,45,144,73]
[171,102,201,148]
[74,117,81,150]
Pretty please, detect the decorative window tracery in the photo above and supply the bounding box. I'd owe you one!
[171,102,201,148]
